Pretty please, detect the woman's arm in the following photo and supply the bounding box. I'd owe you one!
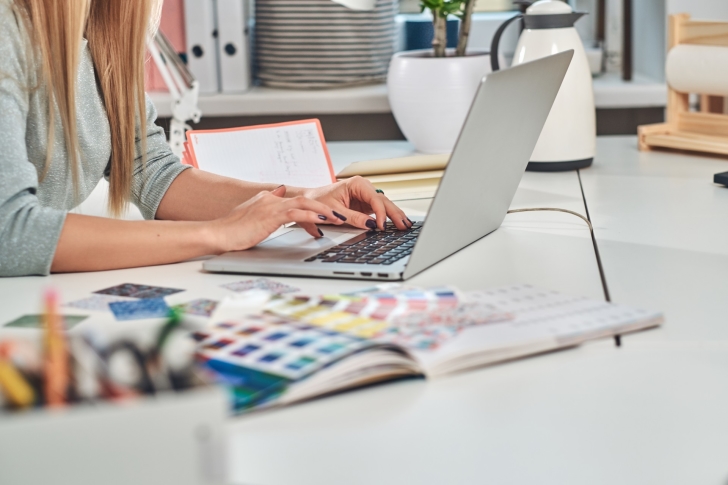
[156,168,412,231]
[51,214,215,272]
[51,185,345,273]
[155,168,296,221]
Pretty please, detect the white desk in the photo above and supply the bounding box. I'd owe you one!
[230,344,728,485]
[580,137,728,342]
[1,138,726,484]
[227,139,728,485]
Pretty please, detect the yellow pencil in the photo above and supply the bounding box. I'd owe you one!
[43,289,68,407]
[0,343,35,408]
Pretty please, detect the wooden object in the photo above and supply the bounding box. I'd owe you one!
[638,14,728,157]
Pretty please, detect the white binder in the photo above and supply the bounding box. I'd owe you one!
[216,0,251,92]
[183,0,219,94]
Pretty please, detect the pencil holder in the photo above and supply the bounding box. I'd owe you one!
[0,387,228,485]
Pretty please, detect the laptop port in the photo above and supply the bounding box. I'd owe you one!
[378,273,389,278]
[333,271,355,275]
[360,272,372,277]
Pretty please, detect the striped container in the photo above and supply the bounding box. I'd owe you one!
[254,0,397,88]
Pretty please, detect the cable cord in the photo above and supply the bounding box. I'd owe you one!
[506,206,620,347]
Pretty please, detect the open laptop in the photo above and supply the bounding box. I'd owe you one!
[203,51,574,281]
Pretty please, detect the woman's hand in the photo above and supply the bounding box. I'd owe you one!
[209,185,345,253]
[301,176,411,231]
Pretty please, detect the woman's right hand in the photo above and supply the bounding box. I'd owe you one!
[208,185,345,253]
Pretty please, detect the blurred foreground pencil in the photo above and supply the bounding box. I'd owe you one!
[43,289,68,407]
[0,343,35,408]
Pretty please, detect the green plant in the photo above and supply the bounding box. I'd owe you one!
[420,0,477,57]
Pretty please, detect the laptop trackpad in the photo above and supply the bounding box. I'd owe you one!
[252,227,361,260]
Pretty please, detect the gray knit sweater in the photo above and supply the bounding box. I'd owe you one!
[0,0,189,276]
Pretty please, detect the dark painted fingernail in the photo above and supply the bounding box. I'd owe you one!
[318,228,324,237]
[365,219,377,230]
[333,211,347,221]
[318,214,327,221]
[407,218,414,224]
[275,184,284,190]
[402,219,410,228]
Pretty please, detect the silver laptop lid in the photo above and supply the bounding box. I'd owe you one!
[403,51,574,279]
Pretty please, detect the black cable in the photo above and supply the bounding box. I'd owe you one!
[576,169,619,347]
[507,170,619,347]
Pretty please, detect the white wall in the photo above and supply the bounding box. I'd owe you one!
[634,0,666,81]
[634,0,728,81]
[667,0,728,20]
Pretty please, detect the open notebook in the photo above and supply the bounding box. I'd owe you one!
[181,119,446,200]
[182,119,336,188]
[193,284,663,413]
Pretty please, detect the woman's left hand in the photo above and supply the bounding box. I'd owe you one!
[301,176,411,231]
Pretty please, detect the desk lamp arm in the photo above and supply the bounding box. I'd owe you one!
[147,31,202,159]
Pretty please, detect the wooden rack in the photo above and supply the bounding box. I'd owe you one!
[638,14,728,156]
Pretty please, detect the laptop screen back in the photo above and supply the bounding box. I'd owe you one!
[403,51,574,279]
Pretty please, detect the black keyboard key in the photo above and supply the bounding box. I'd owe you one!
[306,222,421,264]
[340,232,373,246]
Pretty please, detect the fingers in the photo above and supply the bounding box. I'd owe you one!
[298,222,323,239]
[381,198,411,230]
[367,194,389,231]
[284,209,326,238]
[345,177,410,230]
[271,185,287,197]
[333,206,378,231]
[283,196,344,225]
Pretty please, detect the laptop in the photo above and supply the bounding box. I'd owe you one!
[203,50,574,281]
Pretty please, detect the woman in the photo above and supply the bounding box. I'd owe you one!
[0,0,409,277]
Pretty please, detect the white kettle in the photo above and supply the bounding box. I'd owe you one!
[490,0,596,172]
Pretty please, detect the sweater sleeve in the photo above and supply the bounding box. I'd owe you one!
[0,5,67,277]
[126,95,191,220]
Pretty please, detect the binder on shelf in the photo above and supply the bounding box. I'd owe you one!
[145,0,188,92]
[216,0,252,93]
[183,0,220,94]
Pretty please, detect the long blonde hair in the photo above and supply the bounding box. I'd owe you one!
[15,0,158,216]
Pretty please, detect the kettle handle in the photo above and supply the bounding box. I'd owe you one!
[490,13,523,72]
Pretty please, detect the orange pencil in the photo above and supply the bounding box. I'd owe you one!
[43,289,68,407]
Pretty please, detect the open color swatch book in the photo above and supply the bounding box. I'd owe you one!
[194,284,664,413]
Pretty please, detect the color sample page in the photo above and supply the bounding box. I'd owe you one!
[188,120,335,188]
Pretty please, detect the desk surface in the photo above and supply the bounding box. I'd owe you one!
[1,137,726,484]
[228,137,728,485]
[581,137,728,342]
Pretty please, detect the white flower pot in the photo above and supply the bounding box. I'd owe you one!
[387,49,492,154]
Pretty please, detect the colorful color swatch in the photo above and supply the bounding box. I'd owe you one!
[64,294,133,312]
[175,298,219,317]
[4,314,88,329]
[195,314,372,381]
[95,283,184,299]
[221,278,300,295]
[108,298,170,321]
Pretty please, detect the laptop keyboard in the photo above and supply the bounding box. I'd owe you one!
[304,221,422,265]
